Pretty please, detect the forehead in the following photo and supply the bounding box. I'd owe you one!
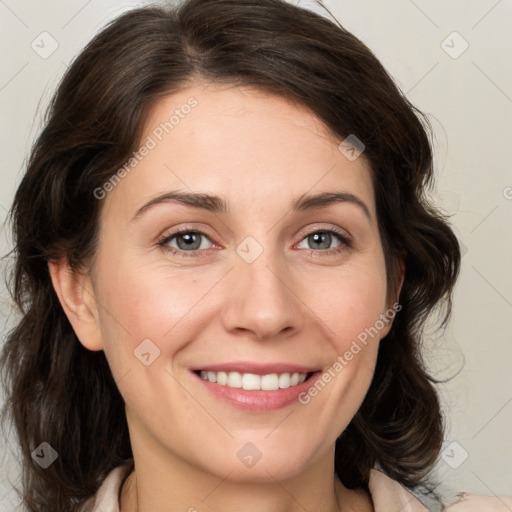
[104,83,376,220]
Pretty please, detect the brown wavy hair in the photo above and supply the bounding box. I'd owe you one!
[1,0,460,510]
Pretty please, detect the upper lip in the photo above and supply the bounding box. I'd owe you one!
[191,362,320,375]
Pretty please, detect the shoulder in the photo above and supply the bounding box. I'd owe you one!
[443,492,512,511]
[368,468,512,512]
[80,461,133,512]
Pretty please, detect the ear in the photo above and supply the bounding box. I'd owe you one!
[380,257,406,339]
[48,258,104,351]
[391,257,405,306]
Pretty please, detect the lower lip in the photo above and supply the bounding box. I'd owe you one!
[191,371,322,411]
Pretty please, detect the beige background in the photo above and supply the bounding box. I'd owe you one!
[1,0,511,508]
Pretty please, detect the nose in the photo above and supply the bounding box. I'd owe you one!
[221,247,304,341]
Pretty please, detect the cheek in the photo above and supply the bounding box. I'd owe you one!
[311,261,389,347]
[302,256,388,400]
[93,254,219,362]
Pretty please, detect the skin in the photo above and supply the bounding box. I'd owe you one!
[49,82,403,512]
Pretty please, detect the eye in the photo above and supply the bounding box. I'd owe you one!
[158,229,214,257]
[296,228,351,254]
[158,227,351,258]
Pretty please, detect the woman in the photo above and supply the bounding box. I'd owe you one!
[1,0,510,511]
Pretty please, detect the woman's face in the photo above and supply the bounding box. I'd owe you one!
[82,83,397,482]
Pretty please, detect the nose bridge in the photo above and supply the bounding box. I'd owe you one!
[221,235,303,340]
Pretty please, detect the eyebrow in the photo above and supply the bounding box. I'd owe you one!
[131,190,371,221]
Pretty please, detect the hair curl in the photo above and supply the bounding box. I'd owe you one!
[1,0,460,510]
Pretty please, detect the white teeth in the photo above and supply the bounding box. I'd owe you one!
[278,373,291,389]
[261,373,279,390]
[242,373,260,390]
[227,372,242,388]
[198,370,309,390]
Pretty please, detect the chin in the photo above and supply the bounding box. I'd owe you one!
[200,446,316,484]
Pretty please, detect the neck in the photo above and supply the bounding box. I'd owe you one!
[119,410,373,512]
[120,456,372,512]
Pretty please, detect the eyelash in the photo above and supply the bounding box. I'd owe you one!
[157,227,352,259]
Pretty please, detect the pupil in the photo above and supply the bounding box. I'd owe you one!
[310,232,330,250]
[178,232,200,250]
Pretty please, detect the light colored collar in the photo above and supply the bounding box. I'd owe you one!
[368,468,430,511]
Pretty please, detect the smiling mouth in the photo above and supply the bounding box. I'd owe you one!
[194,370,314,391]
